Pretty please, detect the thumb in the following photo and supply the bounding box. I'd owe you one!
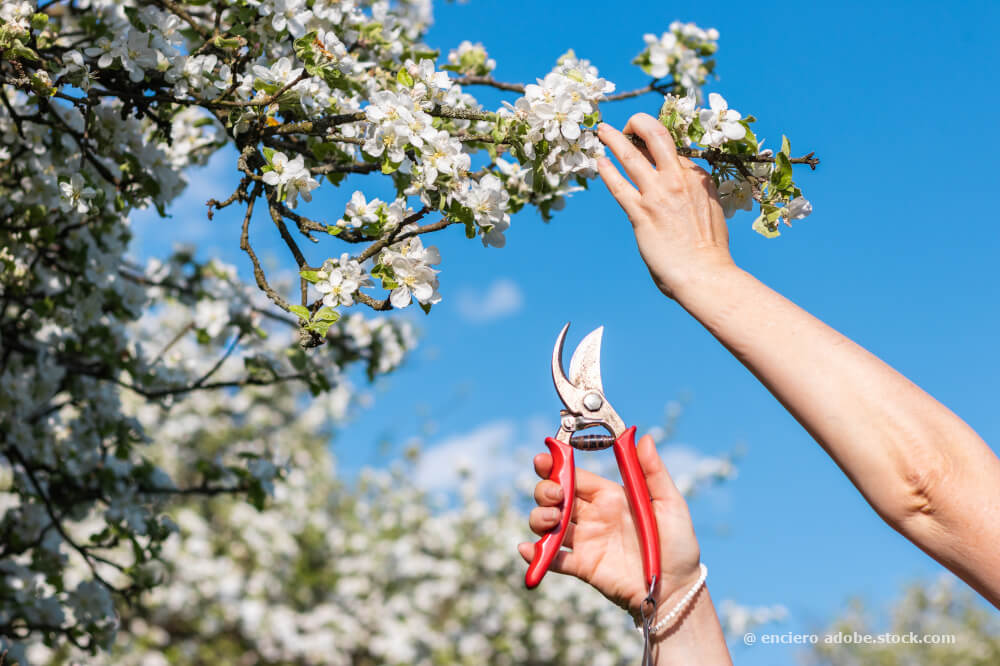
[636,434,683,503]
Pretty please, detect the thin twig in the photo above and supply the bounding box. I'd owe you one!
[239,183,290,311]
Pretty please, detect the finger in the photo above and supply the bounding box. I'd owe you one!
[528,505,563,535]
[533,479,564,507]
[529,496,587,530]
[597,122,658,191]
[516,543,583,579]
[533,453,552,479]
[534,454,613,503]
[636,434,684,503]
[622,113,683,178]
[526,507,580,545]
[597,157,640,212]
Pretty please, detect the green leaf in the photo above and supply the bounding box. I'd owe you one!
[289,304,311,320]
[300,269,322,283]
[262,146,276,162]
[314,307,340,322]
[213,35,244,49]
[688,116,706,144]
[752,214,780,239]
[308,320,335,337]
[780,135,791,157]
[8,42,39,61]
[772,153,793,190]
[739,121,758,153]
[396,68,414,88]
[418,301,432,315]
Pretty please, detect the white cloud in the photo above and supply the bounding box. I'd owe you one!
[413,420,522,492]
[456,278,523,323]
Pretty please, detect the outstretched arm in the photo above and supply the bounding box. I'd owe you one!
[596,114,1000,607]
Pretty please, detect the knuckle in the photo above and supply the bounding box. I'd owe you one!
[533,480,559,505]
[662,178,686,195]
[648,123,670,137]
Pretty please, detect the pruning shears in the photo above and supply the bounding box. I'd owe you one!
[525,323,661,594]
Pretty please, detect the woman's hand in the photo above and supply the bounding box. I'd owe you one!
[596,114,736,300]
[516,433,703,620]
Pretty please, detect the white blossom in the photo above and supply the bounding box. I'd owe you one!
[315,253,371,308]
[59,174,96,214]
[262,151,319,207]
[785,196,813,220]
[698,93,745,148]
[718,179,753,219]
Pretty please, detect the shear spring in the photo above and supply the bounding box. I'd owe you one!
[569,433,615,450]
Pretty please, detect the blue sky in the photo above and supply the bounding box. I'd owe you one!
[133,1,1000,663]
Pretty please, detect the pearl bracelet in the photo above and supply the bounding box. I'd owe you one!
[636,563,709,636]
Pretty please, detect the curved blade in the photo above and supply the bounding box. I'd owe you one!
[568,326,604,393]
[551,322,577,409]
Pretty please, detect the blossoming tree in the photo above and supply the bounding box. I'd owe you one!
[0,0,817,660]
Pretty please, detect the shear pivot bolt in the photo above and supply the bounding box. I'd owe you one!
[583,392,603,412]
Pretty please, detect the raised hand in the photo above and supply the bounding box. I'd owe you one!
[517,433,703,620]
[596,114,735,301]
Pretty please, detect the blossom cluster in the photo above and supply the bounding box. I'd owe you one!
[657,92,814,236]
[501,52,614,194]
[445,39,496,76]
[377,227,443,309]
[335,191,413,232]
[262,150,320,207]
[315,253,371,307]
[357,57,522,248]
[634,20,720,98]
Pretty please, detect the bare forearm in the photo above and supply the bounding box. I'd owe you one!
[673,265,1000,602]
[652,586,732,665]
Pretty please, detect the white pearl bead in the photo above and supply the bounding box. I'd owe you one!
[639,563,709,636]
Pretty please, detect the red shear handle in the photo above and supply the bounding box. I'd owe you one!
[524,437,575,589]
[613,426,661,587]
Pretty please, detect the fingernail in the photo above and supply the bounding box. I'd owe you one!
[546,486,562,501]
[597,122,608,133]
[546,508,560,520]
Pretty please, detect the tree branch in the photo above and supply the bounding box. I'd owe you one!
[239,183,291,311]
[451,75,525,93]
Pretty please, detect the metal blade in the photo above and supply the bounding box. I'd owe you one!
[568,326,604,393]
[551,322,576,409]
